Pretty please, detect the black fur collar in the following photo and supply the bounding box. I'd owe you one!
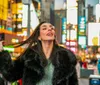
[29,42,77,84]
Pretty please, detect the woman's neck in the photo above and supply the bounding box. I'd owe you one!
[41,41,54,59]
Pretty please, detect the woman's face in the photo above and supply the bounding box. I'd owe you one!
[38,23,55,41]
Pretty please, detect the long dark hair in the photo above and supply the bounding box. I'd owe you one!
[15,21,58,48]
[16,21,58,67]
[15,21,46,48]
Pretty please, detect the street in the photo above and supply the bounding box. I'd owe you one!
[79,78,89,85]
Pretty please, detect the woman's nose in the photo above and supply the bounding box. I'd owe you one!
[48,27,52,31]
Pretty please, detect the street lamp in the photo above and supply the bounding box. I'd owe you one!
[22,0,31,37]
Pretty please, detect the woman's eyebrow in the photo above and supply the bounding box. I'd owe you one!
[41,25,47,27]
[41,24,53,28]
[49,25,53,27]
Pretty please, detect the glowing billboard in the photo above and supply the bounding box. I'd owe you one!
[0,0,8,20]
[22,3,39,30]
[88,23,100,46]
[96,4,100,22]
[78,36,86,48]
[62,18,67,43]
[67,0,78,25]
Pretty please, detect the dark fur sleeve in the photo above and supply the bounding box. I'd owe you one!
[0,50,24,82]
[66,49,79,85]
[68,67,79,85]
[0,50,12,72]
[61,48,78,85]
[66,49,77,66]
[52,48,78,85]
[0,77,4,85]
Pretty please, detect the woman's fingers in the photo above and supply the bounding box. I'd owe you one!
[0,41,3,52]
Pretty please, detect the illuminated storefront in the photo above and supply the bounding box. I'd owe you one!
[0,0,8,29]
[88,23,100,46]
[96,4,100,23]
[62,18,67,43]
[22,2,39,34]
[65,0,78,53]
[78,16,86,48]
[0,30,24,53]
[12,2,23,32]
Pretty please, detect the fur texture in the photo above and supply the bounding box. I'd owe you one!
[0,45,78,85]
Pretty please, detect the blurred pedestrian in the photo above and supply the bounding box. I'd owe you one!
[97,59,100,74]
[0,21,78,85]
[96,47,100,74]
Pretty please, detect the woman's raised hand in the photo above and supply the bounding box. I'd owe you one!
[0,41,3,52]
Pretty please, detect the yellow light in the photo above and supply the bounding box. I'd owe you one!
[38,2,40,10]
[12,38,16,43]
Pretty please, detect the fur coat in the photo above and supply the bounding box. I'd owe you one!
[0,44,78,85]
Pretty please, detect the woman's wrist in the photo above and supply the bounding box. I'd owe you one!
[0,41,4,52]
[0,47,3,52]
[0,49,3,52]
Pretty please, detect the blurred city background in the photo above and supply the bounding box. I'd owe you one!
[0,0,100,85]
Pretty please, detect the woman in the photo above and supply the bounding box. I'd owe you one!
[0,22,78,85]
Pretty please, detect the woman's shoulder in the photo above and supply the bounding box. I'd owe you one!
[58,46,77,65]
[58,45,74,54]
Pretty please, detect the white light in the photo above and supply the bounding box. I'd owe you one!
[67,8,78,25]
[67,0,77,8]
[22,3,39,29]
[13,24,16,28]
[18,14,22,18]
[30,3,39,30]
[16,39,19,43]
[96,4,100,22]
[88,23,100,46]
[78,36,86,45]
[23,31,27,36]
[22,5,28,27]
[17,24,22,29]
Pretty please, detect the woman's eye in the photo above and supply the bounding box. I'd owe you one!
[51,26,55,30]
[42,28,47,30]
[51,27,54,30]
